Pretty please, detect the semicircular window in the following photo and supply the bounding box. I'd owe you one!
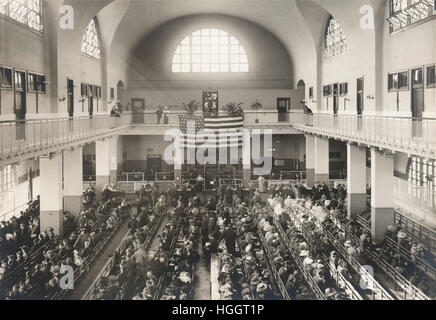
[172,28,249,73]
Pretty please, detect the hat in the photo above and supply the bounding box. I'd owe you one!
[299,250,309,257]
[344,240,353,247]
[256,283,268,293]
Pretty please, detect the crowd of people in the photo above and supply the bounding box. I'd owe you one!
[266,181,436,299]
[1,197,40,280]
[0,186,133,300]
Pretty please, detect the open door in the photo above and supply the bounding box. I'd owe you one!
[132,98,145,123]
[411,67,424,137]
[277,97,290,122]
[14,70,26,140]
[67,78,74,117]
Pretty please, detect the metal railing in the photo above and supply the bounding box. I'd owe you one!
[0,114,132,161]
[298,114,436,157]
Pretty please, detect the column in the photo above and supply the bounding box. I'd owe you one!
[305,135,315,188]
[40,153,63,236]
[314,136,329,183]
[174,142,183,186]
[371,148,394,243]
[96,139,110,197]
[242,129,251,187]
[63,147,83,216]
[347,144,367,218]
[108,136,119,184]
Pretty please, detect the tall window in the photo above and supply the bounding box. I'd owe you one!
[172,29,249,73]
[81,18,101,60]
[324,16,347,58]
[388,0,434,33]
[408,156,435,208]
[0,0,43,32]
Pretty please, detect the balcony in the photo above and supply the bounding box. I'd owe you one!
[295,114,436,158]
[0,114,132,166]
[124,110,303,135]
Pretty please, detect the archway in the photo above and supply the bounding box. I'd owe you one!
[297,79,306,109]
[117,80,126,111]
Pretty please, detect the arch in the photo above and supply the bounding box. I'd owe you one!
[297,79,306,105]
[116,80,126,111]
[171,28,249,73]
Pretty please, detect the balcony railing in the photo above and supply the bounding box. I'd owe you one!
[297,114,436,158]
[0,114,132,162]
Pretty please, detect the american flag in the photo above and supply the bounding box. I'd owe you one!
[179,114,244,149]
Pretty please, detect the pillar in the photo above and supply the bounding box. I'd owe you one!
[346,144,367,218]
[305,135,315,188]
[242,129,251,187]
[63,147,83,216]
[40,153,63,236]
[314,136,329,183]
[95,137,118,197]
[174,142,183,186]
[109,136,119,183]
[371,148,394,243]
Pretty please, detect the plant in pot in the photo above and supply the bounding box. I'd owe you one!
[182,100,200,115]
[251,100,262,123]
[222,102,244,117]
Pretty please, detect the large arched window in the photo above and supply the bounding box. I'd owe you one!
[0,0,43,32]
[172,29,249,73]
[387,0,434,33]
[324,16,347,58]
[81,18,101,60]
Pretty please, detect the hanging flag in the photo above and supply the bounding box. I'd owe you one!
[179,114,244,149]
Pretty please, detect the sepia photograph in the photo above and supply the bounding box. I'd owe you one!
[0,0,435,308]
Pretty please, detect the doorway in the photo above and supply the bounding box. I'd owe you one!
[14,70,26,140]
[277,97,290,122]
[117,80,126,112]
[411,67,424,137]
[67,78,74,117]
[147,155,162,179]
[333,83,339,115]
[132,98,145,123]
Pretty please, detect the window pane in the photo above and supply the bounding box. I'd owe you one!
[171,28,249,73]
[81,18,101,59]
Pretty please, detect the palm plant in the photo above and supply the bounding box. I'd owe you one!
[182,100,200,115]
[222,102,244,116]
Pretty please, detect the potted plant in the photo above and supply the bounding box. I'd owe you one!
[251,100,262,123]
[222,102,244,116]
[182,100,200,115]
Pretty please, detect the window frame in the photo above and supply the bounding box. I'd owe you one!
[309,86,314,99]
[0,0,44,34]
[171,28,249,74]
[388,0,435,34]
[426,64,436,88]
[323,85,332,97]
[0,65,13,90]
[339,82,348,96]
[27,71,46,94]
[81,18,101,60]
[324,16,347,58]
[388,70,409,91]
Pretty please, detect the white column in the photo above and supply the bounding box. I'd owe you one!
[242,129,251,187]
[63,147,83,216]
[314,136,329,183]
[40,153,63,235]
[347,144,367,218]
[96,139,110,197]
[108,136,119,183]
[305,135,315,187]
[371,148,394,243]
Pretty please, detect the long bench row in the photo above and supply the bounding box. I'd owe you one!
[323,206,430,300]
[266,203,361,300]
[291,202,394,300]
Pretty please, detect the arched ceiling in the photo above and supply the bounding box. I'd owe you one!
[66,0,386,84]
